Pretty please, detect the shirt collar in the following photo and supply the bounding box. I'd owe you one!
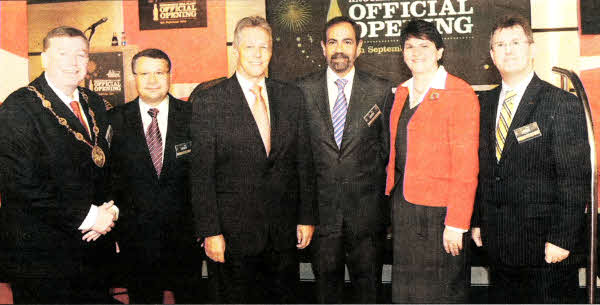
[236,72,266,93]
[501,71,535,96]
[139,95,170,115]
[45,73,80,103]
[326,66,355,85]
[401,65,448,90]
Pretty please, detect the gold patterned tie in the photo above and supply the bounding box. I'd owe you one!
[249,85,271,156]
[495,90,517,161]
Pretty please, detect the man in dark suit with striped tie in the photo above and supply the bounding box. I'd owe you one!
[471,15,590,303]
[109,49,199,303]
[296,16,393,303]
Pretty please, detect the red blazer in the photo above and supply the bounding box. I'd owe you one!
[385,74,479,229]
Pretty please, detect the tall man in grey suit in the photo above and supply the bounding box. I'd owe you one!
[190,16,316,303]
[296,16,393,303]
[471,15,590,303]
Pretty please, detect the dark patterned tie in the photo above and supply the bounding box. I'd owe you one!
[146,108,163,176]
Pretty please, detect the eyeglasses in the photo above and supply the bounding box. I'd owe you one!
[134,71,169,79]
[491,40,531,50]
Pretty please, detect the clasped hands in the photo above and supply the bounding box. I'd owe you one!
[471,227,570,263]
[203,225,315,263]
[81,200,119,242]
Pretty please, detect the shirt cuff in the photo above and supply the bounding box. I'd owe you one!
[78,205,98,231]
[446,225,467,233]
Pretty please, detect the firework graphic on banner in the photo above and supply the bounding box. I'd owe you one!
[267,0,331,81]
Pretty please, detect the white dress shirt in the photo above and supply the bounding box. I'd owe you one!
[401,65,448,109]
[326,66,355,114]
[139,95,170,157]
[236,72,271,121]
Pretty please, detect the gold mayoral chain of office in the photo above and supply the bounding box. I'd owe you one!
[27,86,106,168]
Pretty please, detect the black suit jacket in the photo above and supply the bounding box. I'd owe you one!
[0,73,113,279]
[109,95,195,278]
[190,75,317,256]
[296,69,393,237]
[474,74,590,266]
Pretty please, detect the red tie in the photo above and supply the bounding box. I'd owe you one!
[70,101,90,136]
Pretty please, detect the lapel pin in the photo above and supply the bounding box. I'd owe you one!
[429,92,439,100]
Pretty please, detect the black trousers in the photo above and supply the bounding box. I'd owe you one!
[311,225,384,304]
[126,270,203,304]
[12,277,111,304]
[488,263,580,303]
[206,243,299,304]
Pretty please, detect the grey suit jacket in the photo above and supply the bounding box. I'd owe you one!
[297,69,394,237]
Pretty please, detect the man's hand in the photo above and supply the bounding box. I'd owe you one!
[296,225,314,249]
[91,201,116,233]
[471,227,483,247]
[82,230,102,242]
[204,235,226,263]
[81,201,117,242]
[443,227,463,256]
[545,242,570,263]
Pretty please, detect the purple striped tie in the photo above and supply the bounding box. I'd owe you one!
[146,108,163,176]
[332,79,348,148]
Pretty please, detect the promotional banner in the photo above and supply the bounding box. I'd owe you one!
[85,51,125,107]
[267,0,530,85]
[139,0,207,30]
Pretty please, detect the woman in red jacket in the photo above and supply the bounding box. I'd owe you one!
[386,19,479,303]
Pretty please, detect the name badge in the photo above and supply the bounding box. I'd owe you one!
[105,125,113,148]
[363,104,382,127]
[175,141,192,157]
[514,122,542,143]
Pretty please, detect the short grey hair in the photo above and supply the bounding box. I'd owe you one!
[232,16,272,48]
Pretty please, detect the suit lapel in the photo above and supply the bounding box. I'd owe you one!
[499,75,542,161]
[77,89,95,142]
[265,78,280,159]
[229,75,268,156]
[339,71,366,152]
[313,72,337,148]
[126,99,158,180]
[485,87,502,164]
[160,95,180,180]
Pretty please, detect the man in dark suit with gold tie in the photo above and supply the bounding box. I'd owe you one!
[109,48,199,303]
[189,16,317,303]
[471,15,590,303]
[0,26,117,303]
[296,16,393,303]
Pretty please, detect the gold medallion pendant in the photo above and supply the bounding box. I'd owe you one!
[92,145,106,168]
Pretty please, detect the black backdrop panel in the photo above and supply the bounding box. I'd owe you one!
[267,0,530,85]
[581,0,600,34]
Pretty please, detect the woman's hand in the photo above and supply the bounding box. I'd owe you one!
[443,227,463,256]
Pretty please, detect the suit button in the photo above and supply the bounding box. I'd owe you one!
[495,176,501,182]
